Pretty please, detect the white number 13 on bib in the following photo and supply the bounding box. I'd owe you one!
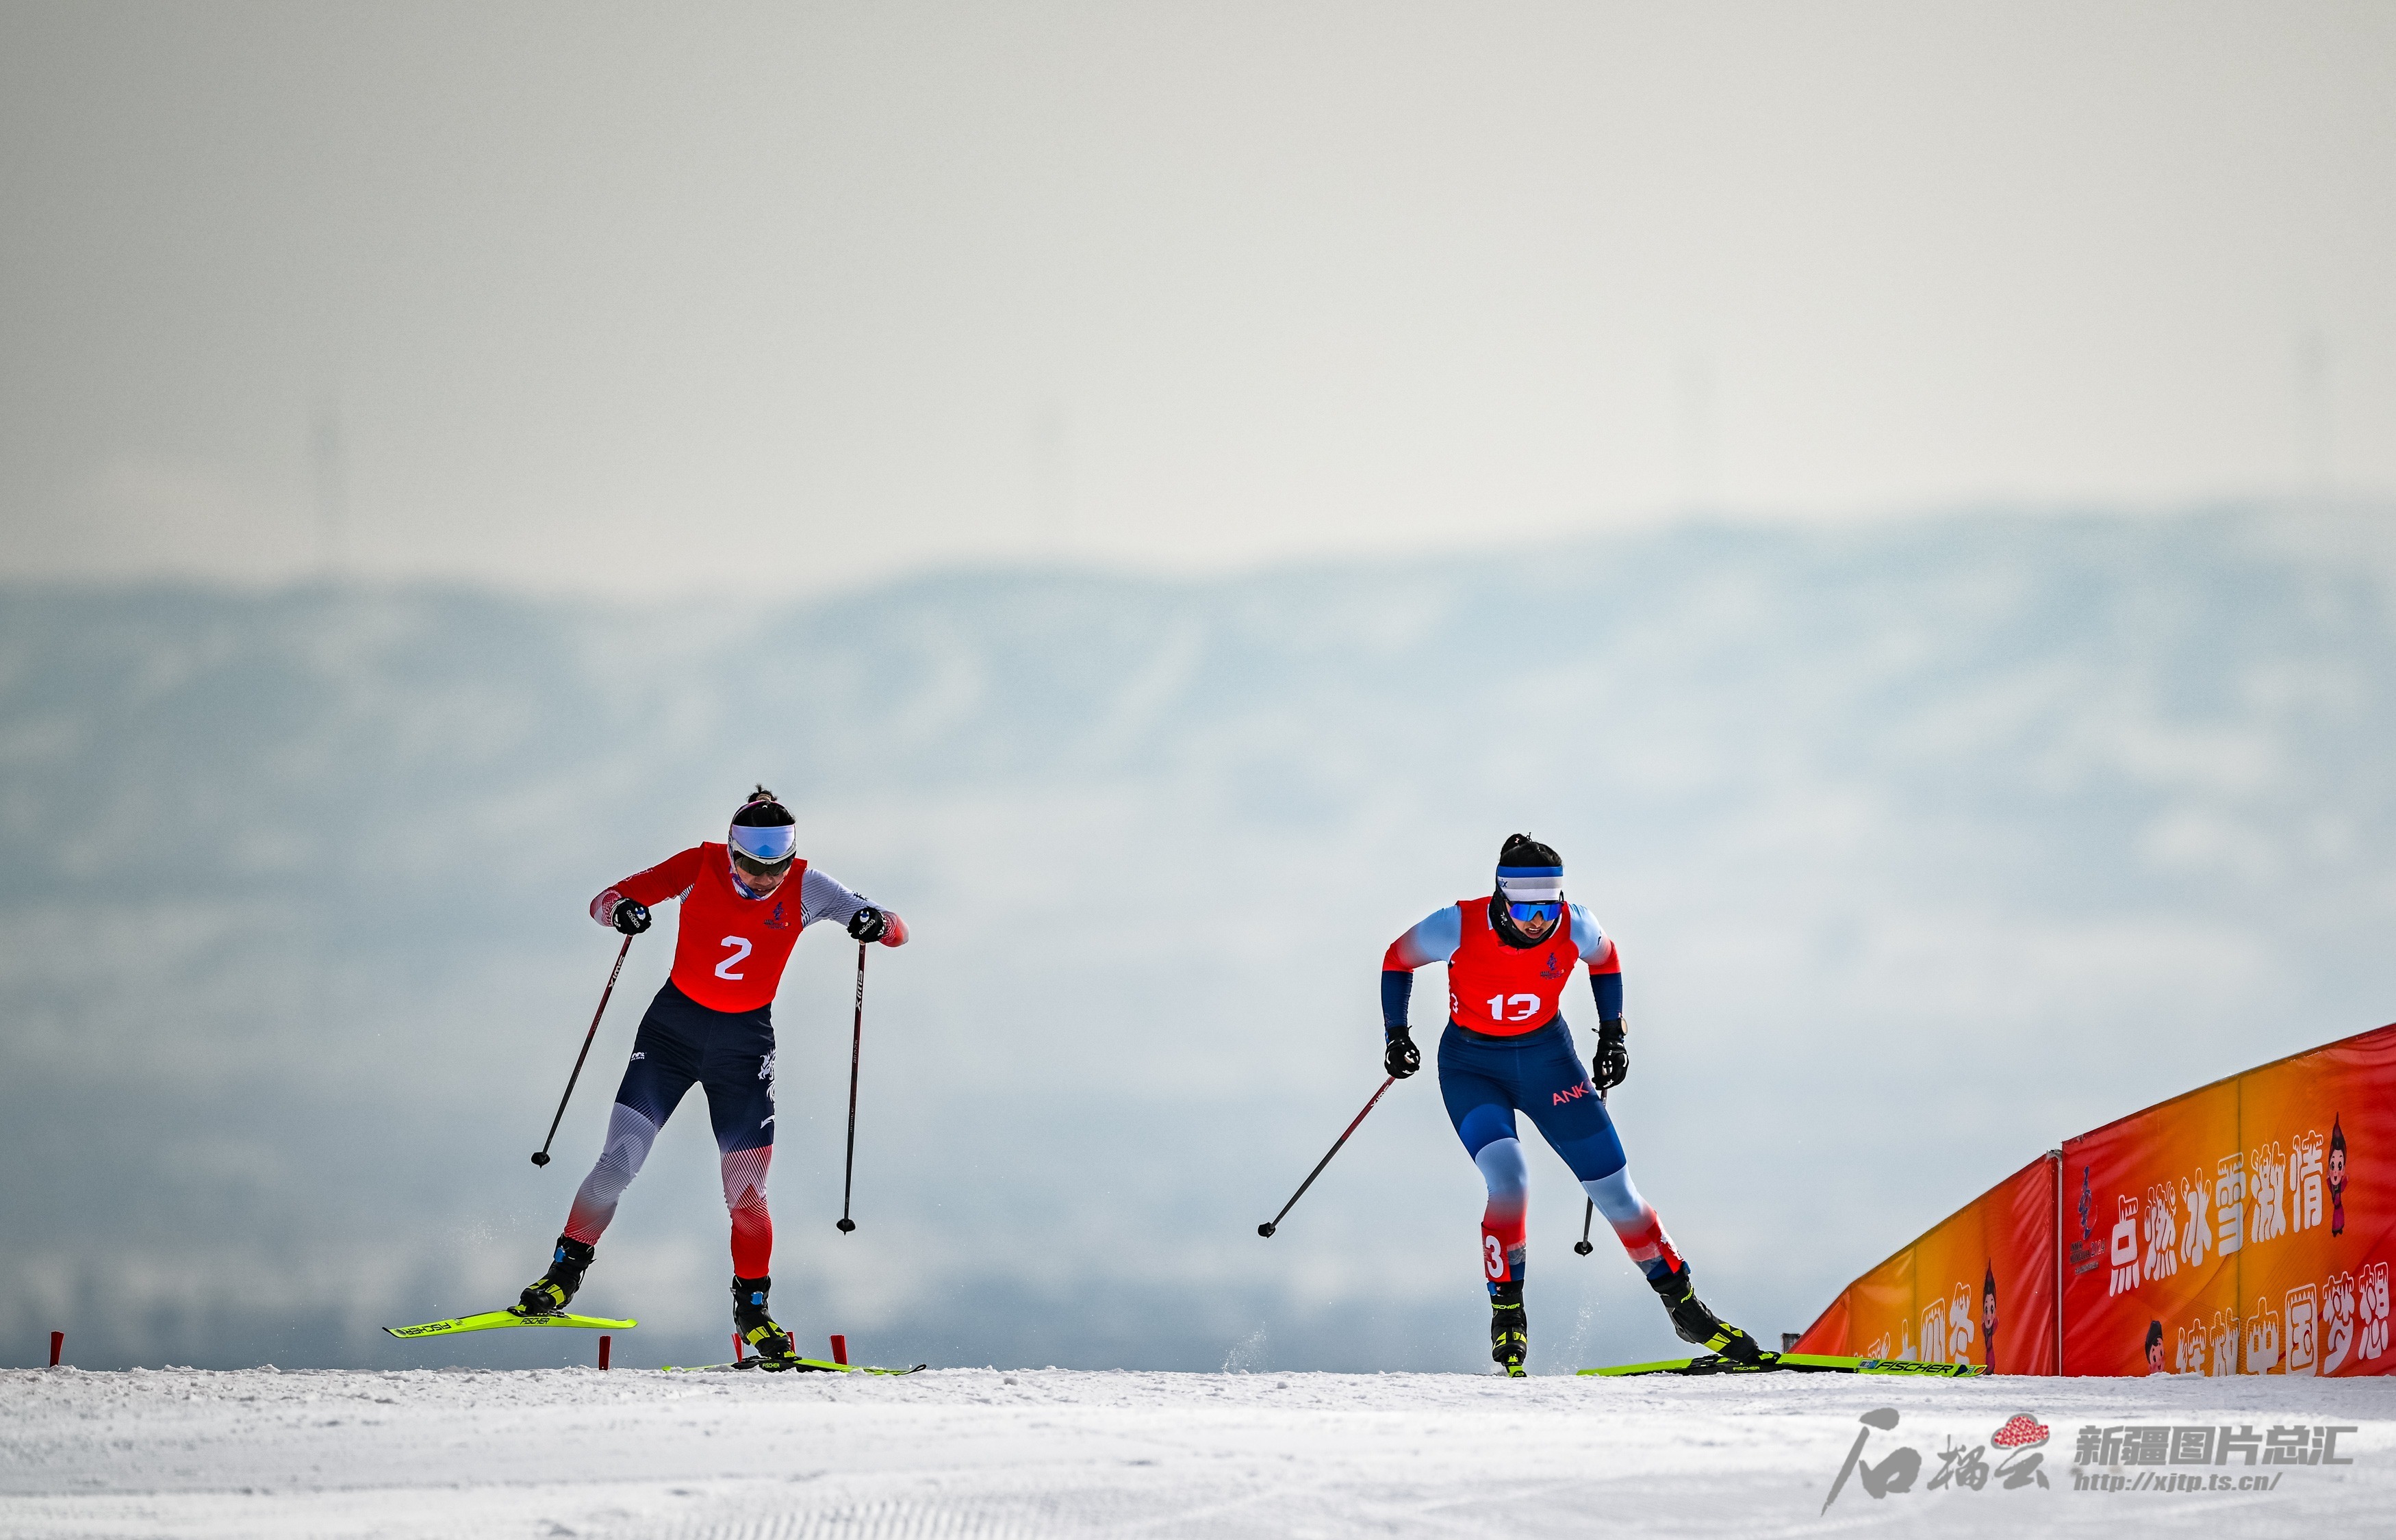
[1486,993,1540,1023]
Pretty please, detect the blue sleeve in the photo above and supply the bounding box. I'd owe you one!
[1590,968,1623,1021]
[1381,971,1414,1038]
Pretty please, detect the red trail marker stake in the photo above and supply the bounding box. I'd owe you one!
[598,1335,611,1371]
[830,1334,848,1365]
[49,1331,64,1368]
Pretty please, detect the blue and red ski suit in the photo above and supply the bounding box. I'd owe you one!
[563,845,907,1276]
[1384,897,1683,1295]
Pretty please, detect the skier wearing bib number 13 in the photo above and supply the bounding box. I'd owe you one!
[511,787,909,1369]
[1381,834,1761,1376]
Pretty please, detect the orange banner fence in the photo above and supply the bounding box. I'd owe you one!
[1792,1021,2395,1376]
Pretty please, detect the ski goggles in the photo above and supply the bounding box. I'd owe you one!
[728,821,797,870]
[1505,901,1562,929]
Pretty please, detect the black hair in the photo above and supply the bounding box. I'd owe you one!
[2144,1320,2163,1351]
[732,785,795,827]
[1498,832,1562,869]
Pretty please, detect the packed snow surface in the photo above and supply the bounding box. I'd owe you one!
[3,1365,2391,1538]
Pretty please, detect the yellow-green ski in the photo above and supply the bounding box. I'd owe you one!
[661,1357,926,1375]
[383,1309,636,1339]
[1580,1352,1985,1378]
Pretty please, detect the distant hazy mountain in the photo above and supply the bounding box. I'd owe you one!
[4,506,2391,1372]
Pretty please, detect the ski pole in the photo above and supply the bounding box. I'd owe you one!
[531,934,635,1167]
[1572,1073,1610,1255]
[1256,1075,1397,1238]
[1575,1079,1608,1254]
[835,942,865,1233]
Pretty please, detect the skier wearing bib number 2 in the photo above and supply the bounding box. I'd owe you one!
[511,787,909,1368]
[1381,834,1761,1376]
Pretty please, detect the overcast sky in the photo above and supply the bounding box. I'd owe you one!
[3,1,2391,595]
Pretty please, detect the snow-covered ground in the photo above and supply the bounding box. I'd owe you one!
[3,1366,2390,1539]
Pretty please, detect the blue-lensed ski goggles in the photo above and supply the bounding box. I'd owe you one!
[1505,901,1562,927]
[728,823,797,864]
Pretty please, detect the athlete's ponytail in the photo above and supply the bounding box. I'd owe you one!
[1497,832,1562,871]
[732,786,794,827]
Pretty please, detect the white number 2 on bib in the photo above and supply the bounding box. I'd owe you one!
[716,936,752,979]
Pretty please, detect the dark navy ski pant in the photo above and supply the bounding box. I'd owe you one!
[563,981,778,1274]
[1438,1017,1681,1292]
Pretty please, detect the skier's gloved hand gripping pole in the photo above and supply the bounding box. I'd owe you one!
[531,916,643,1167]
[1592,1016,1628,1092]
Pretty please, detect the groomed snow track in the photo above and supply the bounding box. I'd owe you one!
[3,1365,2390,1538]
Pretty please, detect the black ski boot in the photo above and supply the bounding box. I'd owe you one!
[1490,1281,1528,1377]
[513,1236,594,1318]
[1649,1263,1766,1365]
[732,1275,800,1370]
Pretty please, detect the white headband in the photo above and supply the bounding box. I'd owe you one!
[1496,871,1564,903]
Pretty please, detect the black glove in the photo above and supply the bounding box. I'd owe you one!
[1384,1029,1420,1079]
[611,900,652,936]
[1593,1016,1628,1092]
[846,906,887,943]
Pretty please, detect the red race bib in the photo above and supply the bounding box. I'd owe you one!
[663,843,809,1012]
[1443,897,1585,1035]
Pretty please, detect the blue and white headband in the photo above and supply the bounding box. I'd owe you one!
[729,821,798,864]
[1495,864,1564,905]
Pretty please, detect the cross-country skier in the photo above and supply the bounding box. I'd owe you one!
[1380,834,1762,1376]
[513,787,909,1368]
